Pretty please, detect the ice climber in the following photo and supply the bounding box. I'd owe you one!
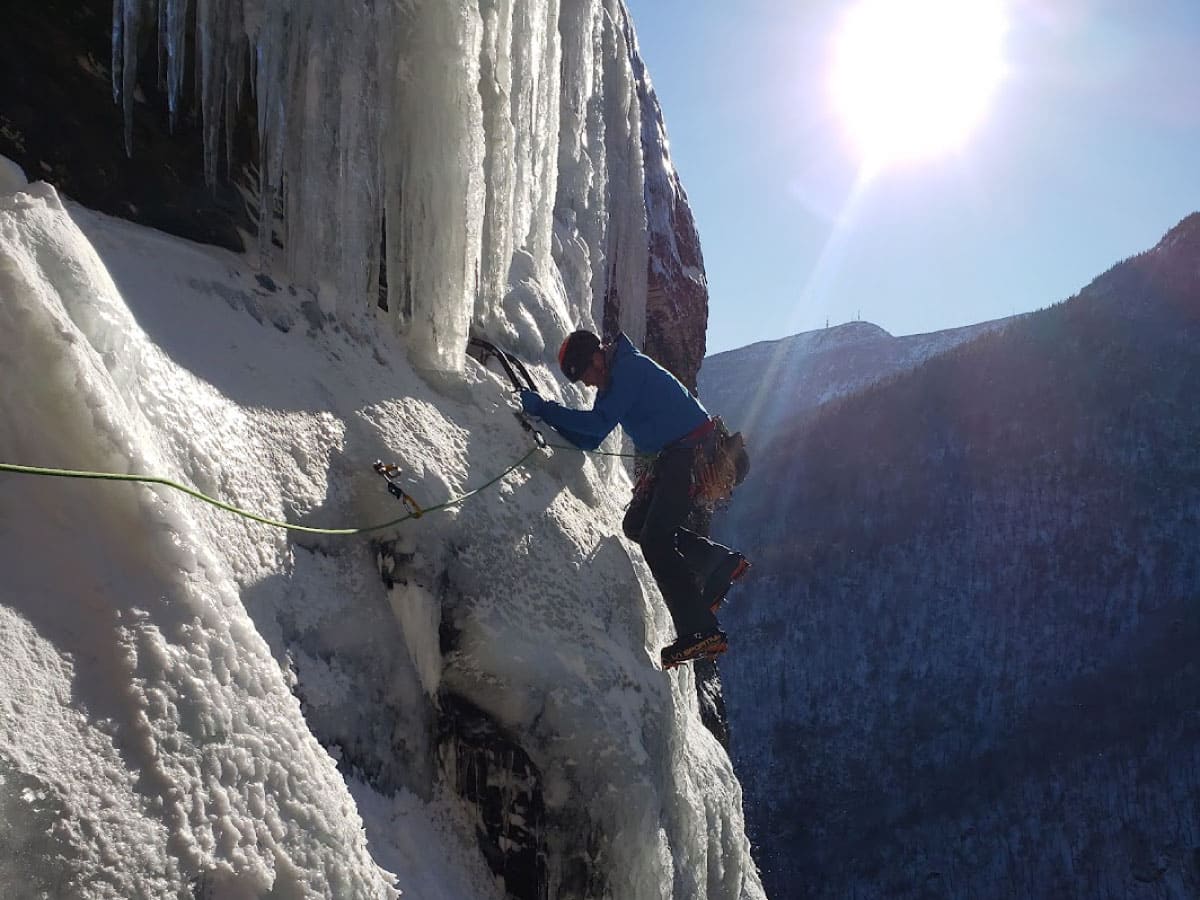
[520,329,750,668]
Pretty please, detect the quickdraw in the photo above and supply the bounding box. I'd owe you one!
[373,460,424,517]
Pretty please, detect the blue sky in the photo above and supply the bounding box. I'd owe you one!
[626,0,1200,354]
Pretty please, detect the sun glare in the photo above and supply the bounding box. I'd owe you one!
[831,0,1008,171]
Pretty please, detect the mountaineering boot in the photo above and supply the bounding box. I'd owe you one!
[661,628,729,670]
[703,552,751,613]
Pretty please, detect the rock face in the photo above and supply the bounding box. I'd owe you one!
[625,16,709,392]
[438,695,550,899]
[702,215,1200,899]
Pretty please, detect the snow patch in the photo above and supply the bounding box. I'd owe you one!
[0,154,27,194]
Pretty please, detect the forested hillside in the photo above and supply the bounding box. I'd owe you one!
[716,214,1200,899]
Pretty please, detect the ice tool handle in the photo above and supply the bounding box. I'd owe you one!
[467,337,547,448]
[467,336,541,394]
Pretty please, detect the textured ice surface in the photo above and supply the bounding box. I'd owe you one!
[0,183,762,897]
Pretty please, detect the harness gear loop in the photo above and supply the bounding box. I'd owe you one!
[690,417,749,504]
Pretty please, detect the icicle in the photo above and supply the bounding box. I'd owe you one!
[553,0,606,331]
[222,28,246,182]
[473,0,565,354]
[253,32,285,268]
[195,0,228,187]
[476,0,518,326]
[164,0,190,128]
[598,0,648,348]
[112,0,143,157]
[111,0,123,107]
[110,0,655,373]
[525,2,562,270]
[383,1,485,368]
[156,0,166,97]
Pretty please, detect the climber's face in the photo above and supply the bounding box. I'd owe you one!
[580,350,608,389]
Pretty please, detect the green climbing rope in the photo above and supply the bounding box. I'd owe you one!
[0,445,543,536]
[549,442,646,459]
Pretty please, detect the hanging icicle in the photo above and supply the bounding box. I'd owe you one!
[111,0,650,374]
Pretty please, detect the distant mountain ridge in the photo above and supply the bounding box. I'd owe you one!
[704,213,1200,899]
[698,317,1010,444]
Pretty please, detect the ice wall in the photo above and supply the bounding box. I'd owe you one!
[0,181,399,899]
[0,173,762,897]
[112,0,650,370]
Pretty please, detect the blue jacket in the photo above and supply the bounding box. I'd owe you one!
[534,334,709,453]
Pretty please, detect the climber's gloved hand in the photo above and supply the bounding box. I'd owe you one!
[520,389,546,417]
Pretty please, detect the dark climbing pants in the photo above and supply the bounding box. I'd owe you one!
[623,446,726,638]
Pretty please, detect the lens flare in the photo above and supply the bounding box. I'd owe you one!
[830,0,1008,170]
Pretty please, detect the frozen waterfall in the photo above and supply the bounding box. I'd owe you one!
[112,0,649,370]
[0,0,765,896]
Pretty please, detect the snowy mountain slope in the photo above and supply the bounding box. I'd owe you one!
[0,170,762,897]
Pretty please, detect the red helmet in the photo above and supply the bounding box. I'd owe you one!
[558,330,601,382]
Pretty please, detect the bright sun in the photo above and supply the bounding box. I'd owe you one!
[831,0,1008,170]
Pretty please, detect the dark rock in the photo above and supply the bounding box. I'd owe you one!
[438,694,549,900]
[625,16,709,393]
[0,0,256,249]
[693,657,730,747]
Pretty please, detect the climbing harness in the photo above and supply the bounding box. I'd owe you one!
[690,417,750,504]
